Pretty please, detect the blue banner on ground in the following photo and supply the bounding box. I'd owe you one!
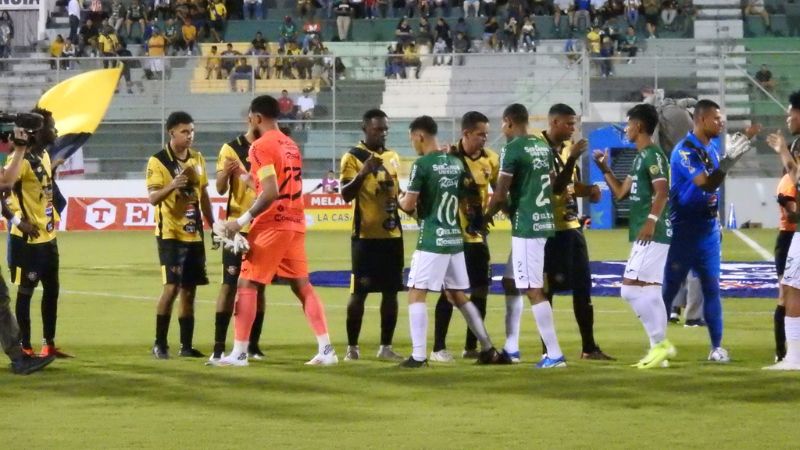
[309,261,778,298]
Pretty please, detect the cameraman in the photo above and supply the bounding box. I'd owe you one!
[4,108,69,359]
[0,119,56,374]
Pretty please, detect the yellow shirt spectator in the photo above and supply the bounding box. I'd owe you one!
[148,34,167,57]
[182,23,197,41]
[50,39,64,57]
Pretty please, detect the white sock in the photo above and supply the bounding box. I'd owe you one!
[621,285,666,347]
[642,285,668,344]
[316,333,331,354]
[458,301,493,351]
[785,316,800,363]
[504,294,523,353]
[409,303,428,361]
[232,339,249,356]
[531,302,563,359]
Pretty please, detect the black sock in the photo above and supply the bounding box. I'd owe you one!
[15,292,32,349]
[178,316,194,349]
[214,311,232,345]
[249,311,265,349]
[775,305,787,360]
[380,292,398,346]
[433,293,453,352]
[41,279,59,346]
[346,293,366,346]
[465,294,487,351]
[155,314,171,349]
[573,290,598,353]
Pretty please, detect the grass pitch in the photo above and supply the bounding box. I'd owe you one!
[0,229,797,449]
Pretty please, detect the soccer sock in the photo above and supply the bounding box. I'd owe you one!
[178,315,195,350]
[784,316,800,363]
[775,305,787,360]
[643,285,668,344]
[573,290,598,353]
[457,301,492,351]
[41,280,59,346]
[233,287,257,343]
[432,293,453,352]
[503,294,523,354]
[214,311,233,345]
[298,284,331,353]
[346,293,366,346]
[155,314,171,349]
[409,302,428,361]
[621,285,665,347]
[249,311,265,349]
[531,302,563,360]
[15,292,32,348]
[702,292,723,349]
[465,294,487,351]
[379,291,399,346]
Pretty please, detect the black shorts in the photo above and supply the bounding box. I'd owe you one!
[211,19,224,32]
[775,230,795,277]
[645,13,659,26]
[157,238,209,287]
[544,228,591,293]
[351,237,404,294]
[221,233,247,286]
[464,242,491,289]
[9,236,59,286]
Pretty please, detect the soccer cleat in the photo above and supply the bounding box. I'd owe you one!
[636,340,676,369]
[762,359,800,371]
[429,349,455,363]
[205,353,222,366]
[152,345,169,360]
[344,345,360,361]
[580,349,616,361]
[462,349,480,359]
[684,319,707,328]
[179,347,206,358]
[218,351,249,367]
[39,345,73,359]
[707,347,730,363]
[497,349,521,364]
[376,345,404,361]
[248,345,266,360]
[535,355,567,369]
[21,346,35,357]
[10,354,55,375]
[669,307,681,324]
[305,345,338,366]
[399,357,429,368]
[476,347,501,365]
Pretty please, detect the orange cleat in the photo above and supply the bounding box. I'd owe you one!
[39,345,73,359]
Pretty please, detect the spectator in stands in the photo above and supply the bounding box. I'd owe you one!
[453,31,469,65]
[243,0,263,19]
[416,16,432,48]
[250,31,267,53]
[335,0,352,41]
[98,26,120,68]
[279,15,298,48]
[432,0,450,17]
[273,48,286,78]
[298,0,316,19]
[625,0,640,27]
[396,18,413,45]
[420,0,433,18]
[592,0,611,24]
[206,47,222,79]
[297,49,314,79]
[573,0,591,31]
[553,0,574,33]
[302,18,322,51]
[502,16,519,52]
[482,0,497,17]
[643,0,659,37]
[163,18,180,54]
[521,16,536,52]
[351,0,365,18]
[62,37,77,69]
[376,0,389,18]
[209,0,227,42]
[403,42,421,78]
[146,26,167,79]
[220,42,240,76]
[179,17,197,54]
[190,0,208,41]
[434,17,451,47]
[755,64,776,92]
[88,0,105,26]
[605,0,625,19]
[126,0,148,40]
[229,57,253,92]
[619,25,638,62]
[79,18,100,57]
[661,0,678,31]
[599,37,614,76]
[454,17,468,37]
[384,43,403,78]
[50,34,65,70]
[744,0,771,34]
[115,39,135,93]
[308,170,340,194]
[278,90,295,119]
[432,37,448,65]
[296,87,316,129]
[364,0,377,19]
[482,16,499,52]
[68,0,82,44]
[463,0,480,18]
[586,25,601,56]
[153,0,174,21]
[404,0,417,18]
[600,15,622,44]
[174,0,190,20]
[531,0,550,15]
[109,0,126,35]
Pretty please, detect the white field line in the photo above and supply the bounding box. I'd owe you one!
[732,230,772,261]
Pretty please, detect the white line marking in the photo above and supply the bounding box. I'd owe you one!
[732,229,772,261]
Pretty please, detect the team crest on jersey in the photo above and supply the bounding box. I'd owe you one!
[649,165,659,175]
[227,265,238,276]
[27,271,38,281]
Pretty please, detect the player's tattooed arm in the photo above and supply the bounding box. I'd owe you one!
[592,149,632,201]
[552,138,587,194]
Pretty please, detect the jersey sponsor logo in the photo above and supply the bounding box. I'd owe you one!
[431,163,461,175]
[532,158,549,171]
[435,237,462,247]
[438,177,459,189]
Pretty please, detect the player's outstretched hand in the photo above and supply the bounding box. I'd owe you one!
[744,122,762,140]
[569,139,588,159]
[589,184,602,203]
[767,131,788,154]
[592,149,609,171]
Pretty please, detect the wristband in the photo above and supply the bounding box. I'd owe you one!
[647,214,659,222]
[10,215,21,227]
[236,211,253,227]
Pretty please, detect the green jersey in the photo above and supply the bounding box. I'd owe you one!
[628,144,672,244]
[407,151,465,254]
[499,135,556,238]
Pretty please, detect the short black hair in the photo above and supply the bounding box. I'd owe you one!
[250,95,279,119]
[362,108,388,123]
[627,103,659,135]
[409,115,438,136]
[548,103,576,117]
[461,111,489,131]
[790,91,800,110]
[503,103,528,125]
[695,99,720,117]
[166,111,193,130]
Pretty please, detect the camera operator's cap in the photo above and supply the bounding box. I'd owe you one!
[303,85,313,93]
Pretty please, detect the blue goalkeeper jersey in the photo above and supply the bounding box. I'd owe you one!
[669,132,721,234]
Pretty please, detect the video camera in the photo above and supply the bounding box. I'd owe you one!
[0,112,45,146]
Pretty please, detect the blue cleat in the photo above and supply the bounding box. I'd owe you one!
[535,355,567,369]
[498,349,521,364]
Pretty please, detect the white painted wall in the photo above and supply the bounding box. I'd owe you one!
[725,177,780,229]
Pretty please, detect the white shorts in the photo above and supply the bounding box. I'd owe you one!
[407,250,470,291]
[503,236,547,289]
[781,233,800,289]
[623,241,670,284]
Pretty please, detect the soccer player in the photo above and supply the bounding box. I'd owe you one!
[765,90,800,370]
[772,162,796,363]
[218,95,337,367]
[339,109,404,361]
[593,103,676,368]
[5,108,70,358]
[397,115,499,368]
[0,124,56,374]
[430,111,499,362]
[209,127,266,363]
[538,103,612,361]
[485,103,582,368]
[661,99,758,363]
[146,111,214,359]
